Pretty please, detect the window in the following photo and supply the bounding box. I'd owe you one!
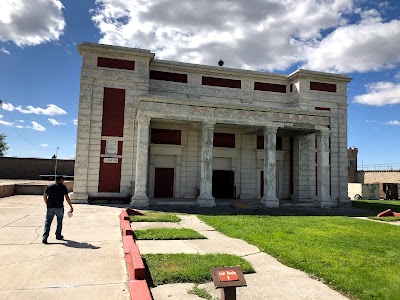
[254,82,286,93]
[310,81,336,93]
[257,136,282,150]
[202,76,241,89]
[151,129,181,145]
[150,70,187,83]
[97,57,135,70]
[214,133,235,148]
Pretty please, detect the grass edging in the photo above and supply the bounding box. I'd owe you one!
[135,228,206,240]
[144,253,254,287]
[130,211,181,222]
[368,216,400,222]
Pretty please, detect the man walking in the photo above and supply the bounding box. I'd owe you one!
[42,175,74,244]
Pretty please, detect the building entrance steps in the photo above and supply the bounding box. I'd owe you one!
[139,214,348,300]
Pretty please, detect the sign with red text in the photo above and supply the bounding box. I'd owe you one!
[210,266,246,288]
[218,270,239,282]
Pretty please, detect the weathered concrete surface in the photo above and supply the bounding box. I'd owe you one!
[145,214,349,300]
[0,195,129,300]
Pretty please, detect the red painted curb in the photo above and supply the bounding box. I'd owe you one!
[121,219,134,236]
[129,280,152,300]
[121,210,130,221]
[120,210,152,300]
[377,209,393,217]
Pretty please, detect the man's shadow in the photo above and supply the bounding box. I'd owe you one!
[51,239,101,249]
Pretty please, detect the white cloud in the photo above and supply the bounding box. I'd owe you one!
[48,118,66,126]
[1,103,67,116]
[0,114,3,118]
[72,119,78,125]
[386,120,400,125]
[0,47,10,54]
[15,125,23,128]
[92,0,353,71]
[41,144,49,147]
[16,120,24,123]
[0,0,65,46]
[354,81,400,106]
[28,121,46,131]
[365,120,376,123]
[0,120,13,126]
[303,20,400,73]
[1,103,16,111]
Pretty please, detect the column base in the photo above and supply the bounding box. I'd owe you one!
[261,196,279,208]
[318,197,334,208]
[70,192,89,204]
[130,195,150,208]
[338,197,352,208]
[197,195,216,207]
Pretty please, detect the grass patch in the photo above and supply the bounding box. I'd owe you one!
[369,216,400,222]
[198,215,400,300]
[130,211,180,222]
[135,228,206,240]
[352,199,400,210]
[144,253,254,286]
[187,284,216,300]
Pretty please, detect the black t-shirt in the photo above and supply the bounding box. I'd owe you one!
[45,183,68,208]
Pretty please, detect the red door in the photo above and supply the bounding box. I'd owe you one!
[154,168,174,197]
[261,171,264,198]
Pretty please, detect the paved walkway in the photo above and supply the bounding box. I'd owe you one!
[0,195,129,300]
[354,216,400,226]
[133,215,348,300]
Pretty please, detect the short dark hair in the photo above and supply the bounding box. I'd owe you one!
[55,175,64,182]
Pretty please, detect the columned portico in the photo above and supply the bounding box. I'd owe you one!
[261,126,280,208]
[197,122,216,207]
[316,130,332,207]
[130,116,151,207]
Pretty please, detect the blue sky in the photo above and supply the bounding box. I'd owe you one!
[0,0,399,167]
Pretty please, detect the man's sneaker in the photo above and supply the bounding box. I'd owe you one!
[42,238,48,244]
[56,235,64,240]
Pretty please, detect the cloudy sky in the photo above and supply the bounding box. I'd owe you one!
[0,0,399,166]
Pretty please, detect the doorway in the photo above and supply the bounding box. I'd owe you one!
[384,183,398,200]
[212,170,234,199]
[154,168,174,197]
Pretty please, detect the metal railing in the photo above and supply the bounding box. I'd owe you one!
[358,163,400,171]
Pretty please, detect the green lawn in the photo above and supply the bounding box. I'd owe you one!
[130,211,180,222]
[144,253,254,286]
[352,199,400,210]
[135,228,206,240]
[198,215,400,300]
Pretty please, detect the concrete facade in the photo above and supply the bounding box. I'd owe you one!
[71,42,351,208]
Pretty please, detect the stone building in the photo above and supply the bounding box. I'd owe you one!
[348,148,400,199]
[71,42,351,208]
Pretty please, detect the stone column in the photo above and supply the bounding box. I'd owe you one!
[261,126,279,208]
[130,116,151,208]
[316,130,332,207]
[197,122,216,207]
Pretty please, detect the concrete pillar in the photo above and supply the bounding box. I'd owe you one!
[130,116,151,208]
[197,122,216,207]
[316,130,332,207]
[261,126,279,208]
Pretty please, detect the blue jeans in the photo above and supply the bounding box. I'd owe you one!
[43,207,64,239]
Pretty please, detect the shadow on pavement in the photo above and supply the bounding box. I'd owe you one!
[48,239,101,249]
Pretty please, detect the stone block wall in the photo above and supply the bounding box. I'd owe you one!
[0,157,74,180]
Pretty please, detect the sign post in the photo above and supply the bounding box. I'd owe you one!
[210,266,246,300]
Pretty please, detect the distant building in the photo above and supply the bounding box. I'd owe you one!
[71,42,351,208]
[348,148,400,199]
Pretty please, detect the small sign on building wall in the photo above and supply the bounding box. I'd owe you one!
[106,141,118,154]
[104,157,118,164]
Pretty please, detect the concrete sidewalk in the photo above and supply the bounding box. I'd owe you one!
[0,195,129,300]
[133,215,349,300]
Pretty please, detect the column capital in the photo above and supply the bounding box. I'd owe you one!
[137,115,151,125]
[316,128,330,137]
[202,121,216,129]
[263,125,279,134]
